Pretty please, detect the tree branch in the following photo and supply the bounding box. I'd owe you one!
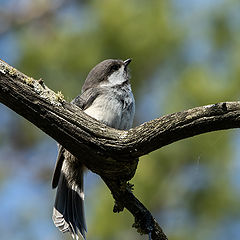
[1,58,240,239]
[103,178,168,240]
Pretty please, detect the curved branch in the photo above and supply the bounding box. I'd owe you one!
[126,101,240,158]
[1,59,240,177]
[1,58,240,239]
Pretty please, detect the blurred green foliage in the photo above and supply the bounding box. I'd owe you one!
[1,0,240,240]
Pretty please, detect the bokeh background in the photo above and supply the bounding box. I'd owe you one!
[1,0,240,239]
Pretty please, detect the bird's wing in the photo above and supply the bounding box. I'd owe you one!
[52,145,65,188]
[72,88,101,110]
[51,88,101,189]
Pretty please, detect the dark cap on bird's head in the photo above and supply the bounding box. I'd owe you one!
[82,58,132,93]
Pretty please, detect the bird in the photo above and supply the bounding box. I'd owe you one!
[51,58,135,239]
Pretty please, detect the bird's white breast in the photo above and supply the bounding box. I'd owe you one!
[84,84,135,130]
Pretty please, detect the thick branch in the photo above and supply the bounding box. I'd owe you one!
[1,59,240,239]
[1,59,240,177]
[0,59,168,239]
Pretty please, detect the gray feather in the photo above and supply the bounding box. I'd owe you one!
[52,145,65,189]
[53,165,86,239]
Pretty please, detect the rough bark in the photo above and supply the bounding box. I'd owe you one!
[1,58,240,239]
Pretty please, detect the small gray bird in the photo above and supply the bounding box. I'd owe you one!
[52,59,135,239]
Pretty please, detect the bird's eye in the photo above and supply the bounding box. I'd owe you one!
[111,64,120,71]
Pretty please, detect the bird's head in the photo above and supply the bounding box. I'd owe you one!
[82,58,132,92]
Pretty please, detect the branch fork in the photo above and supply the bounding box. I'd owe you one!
[1,59,240,239]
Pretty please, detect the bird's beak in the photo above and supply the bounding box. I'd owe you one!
[124,58,132,67]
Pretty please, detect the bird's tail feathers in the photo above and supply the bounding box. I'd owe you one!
[53,170,86,239]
